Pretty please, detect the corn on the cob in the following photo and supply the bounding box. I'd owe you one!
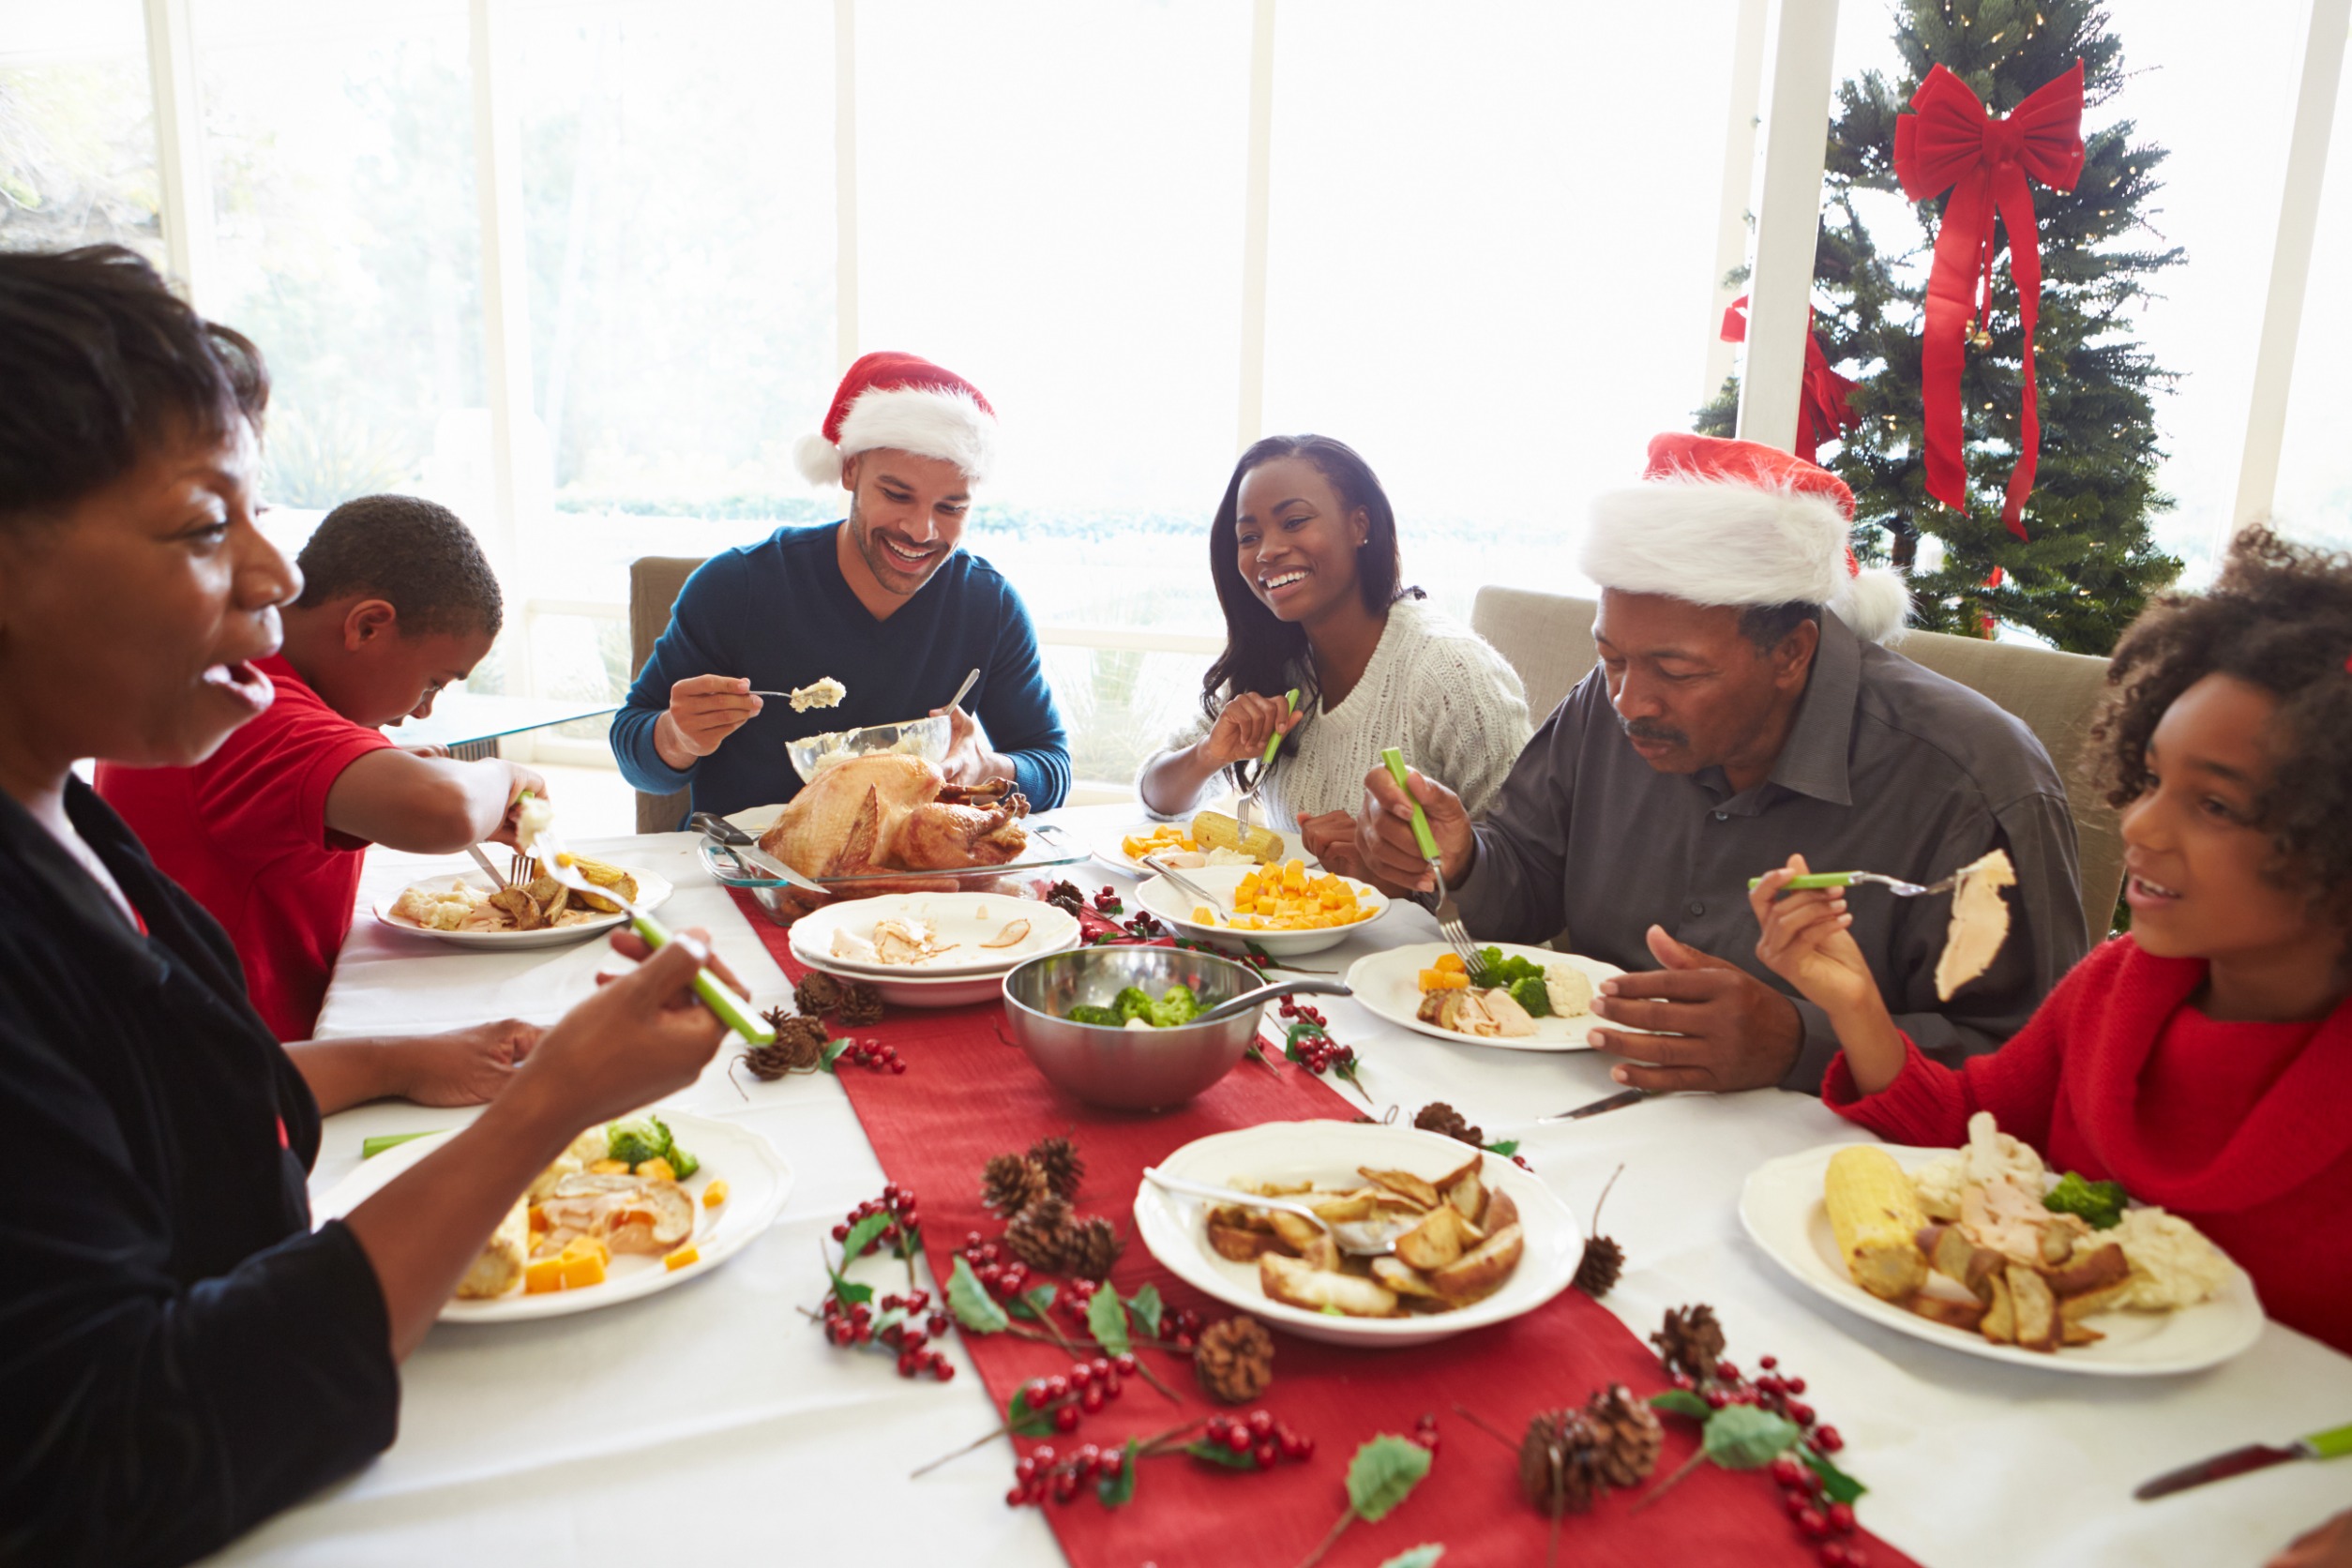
[1191,810,1284,864]
[1824,1145,1929,1301]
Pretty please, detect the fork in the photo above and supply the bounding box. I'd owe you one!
[1234,687,1298,840]
[1379,747,1486,982]
[1744,869,1960,897]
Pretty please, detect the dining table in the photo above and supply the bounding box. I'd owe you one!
[207,803,2352,1567]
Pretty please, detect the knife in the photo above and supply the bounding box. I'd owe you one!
[2134,1422,2352,1500]
[689,811,831,895]
[1536,1088,1651,1123]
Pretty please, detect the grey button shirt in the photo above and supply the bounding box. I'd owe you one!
[1454,611,2091,1093]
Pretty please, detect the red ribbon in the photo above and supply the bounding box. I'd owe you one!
[1893,59,2085,540]
[1720,294,1858,466]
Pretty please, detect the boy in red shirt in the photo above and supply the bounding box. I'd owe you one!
[99,494,546,1108]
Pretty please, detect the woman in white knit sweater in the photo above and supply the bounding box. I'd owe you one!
[1137,435,1532,873]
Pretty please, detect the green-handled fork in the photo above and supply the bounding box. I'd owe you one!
[1380,746,1487,981]
[1233,686,1299,841]
[519,796,775,1047]
[1744,869,1961,897]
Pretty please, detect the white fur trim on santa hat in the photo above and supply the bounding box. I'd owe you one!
[1582,479,1852,611]
[794,384,997,490]
[1834,565,1912,644]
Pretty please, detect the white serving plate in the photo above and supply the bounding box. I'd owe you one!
[371,865,672,951]
[1739,1142,2265,1377]
[1134,1120,1582,1349]
[788,892,1080,978]
[1346,942,1627,1052]
[786,936,1018,1008]
[1091,818,1316,878]
[314,1110,791,1322]
[1132,864,1386,957]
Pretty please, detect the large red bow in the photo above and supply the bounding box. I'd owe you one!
[1720,294,1858,466]
[1893,59,2085,539]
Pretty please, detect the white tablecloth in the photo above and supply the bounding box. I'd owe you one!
[214,806,2352,1566]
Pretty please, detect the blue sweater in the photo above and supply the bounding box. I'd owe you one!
[611,524,1071,822]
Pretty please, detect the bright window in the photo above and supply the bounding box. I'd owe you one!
[0,0,159,260]
[2271,27,2352,553]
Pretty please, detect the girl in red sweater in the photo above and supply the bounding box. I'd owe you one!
[1750,529,2352,1361]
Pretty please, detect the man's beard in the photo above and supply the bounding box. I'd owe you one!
[849,495,948,596]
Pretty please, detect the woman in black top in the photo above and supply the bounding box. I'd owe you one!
[0,248,735,1565]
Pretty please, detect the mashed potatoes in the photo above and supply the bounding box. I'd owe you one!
[2101,1207,2233,1311]
[391,882,490,931]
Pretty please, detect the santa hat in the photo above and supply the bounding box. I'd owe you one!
[794,351,997,489]
[1579,432,1911,643]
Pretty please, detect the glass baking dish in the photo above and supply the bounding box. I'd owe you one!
[699,821,1090,926]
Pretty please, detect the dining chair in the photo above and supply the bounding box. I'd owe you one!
[628,555,709,835]
[1469,586,2125,946]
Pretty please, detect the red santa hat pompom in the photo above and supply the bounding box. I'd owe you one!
[793,351,998,490]
[1579,432,1911,643]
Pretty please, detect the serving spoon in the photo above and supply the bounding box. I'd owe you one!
[1140,1168,1399,1257]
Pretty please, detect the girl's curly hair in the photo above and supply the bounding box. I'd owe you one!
[2090,528,2352,934]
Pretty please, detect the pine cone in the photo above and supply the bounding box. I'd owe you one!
[836,983,884,1027]
[1060,1215,1124,1281]
[1193,1314,1274,1404]
[1651,1304,1726,1383]
[1045,881,1086,918]
[792,972,845,1016]
[743,1010,831,1078]
[1027,1135,1084,1200]
[1582,1383,1664,1488]
[1413,1100,1485,1148]
[1004,1195,1076,1272]
[982,1153,1049,1219]
[1519,1409,1609,1515]
[1573,1234,1625,1298]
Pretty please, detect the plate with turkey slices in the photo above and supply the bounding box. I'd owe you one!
[788,892,1082,980]
[1135,1121,1582,1349]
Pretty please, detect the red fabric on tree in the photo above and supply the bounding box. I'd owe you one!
[1824,936,2352,1353]
[1719,294,1861,465]
[736,892,1922,1566]
[1893,60,2086,539]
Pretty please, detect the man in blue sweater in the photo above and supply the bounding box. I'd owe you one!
[611,353,1071,822]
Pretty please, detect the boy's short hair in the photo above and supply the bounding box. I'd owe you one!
[2094,527,2352,934]
[294,494,504,640]
[0,245,269,530]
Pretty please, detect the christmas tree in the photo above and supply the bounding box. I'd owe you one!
[1699,0,2182,653]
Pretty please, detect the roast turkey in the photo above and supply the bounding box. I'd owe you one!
[757,754,1029,891]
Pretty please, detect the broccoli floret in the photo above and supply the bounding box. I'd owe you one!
[1112,986,1156,1023]
[1146,985,1200,1028]
[668,1144,701,1180]
[1507,974,1552,1018]
[1067,1003,1124,1027]
[2043,1171,2129,1229]
[1475,945,1545,988]
[605,1115,671,1168]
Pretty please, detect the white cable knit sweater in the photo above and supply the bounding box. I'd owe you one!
[1144,597,1534,830]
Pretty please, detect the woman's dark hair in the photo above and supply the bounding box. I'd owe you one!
[2092,527,2352,936]
[0,245,269,528]
[1199,434,1421,789]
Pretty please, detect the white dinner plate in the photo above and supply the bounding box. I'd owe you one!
[1134,1120,1582,1349]
[371,865,672,951]
[314,1110,792,1322]
[788,892,1080,978]
[1132,864,1386,957]
[786,935,1023,1008]
[1090,818,1317,878]
[1347,942,1625,1052]
[1739,1142,2265,1377]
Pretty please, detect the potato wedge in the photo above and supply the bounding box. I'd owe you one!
[1259,1253,1398,1318]
[1430,1153,1483,1195]
[2058,1278,2132,1323]
[1307,1190,1380,1225]
[1445,1171,1488,1226]
[1209,1221,1289,1262]
[2042,1241,2129,1299]
[1208,1203,1274,1233]
[1430,1222,1523,1304]
[1370,1257,1444,1300]
[1917,1223,2004,1301]
[1905,1292,1988,1333]
[2009,1263,2060,1352]
[1358,1168,1441,1210]
[1268,1211,1338,1271]
[1393,1203,1473,1272]
[2060,1319,2105,1347]
[1482,1188,1519,1234]
[1979,1270,2016,1343]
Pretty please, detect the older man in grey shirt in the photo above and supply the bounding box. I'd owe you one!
[1354,433,2090,1094]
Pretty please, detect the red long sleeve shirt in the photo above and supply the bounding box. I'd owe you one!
[1825,936,2352,1355]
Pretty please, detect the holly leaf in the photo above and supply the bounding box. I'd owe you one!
[1649,1389,1712,1420]
[1086,1286,1131,1356]
[870,1306,907,1339]
[1124,1283,1164,1338]
[1377,1549,1446,1568]
[1096,1437,1141,1507]
[1346,1434,1434,1523]
[946,1257,1008,1334]
[1006,1388,1056,1438]
[1484,1139,1521,1157]
[839,1213,891,1262]
[1703,1404,1801,1470]
[1007,1283,1058,1322]
[821,1037,855,1071]
[1182,1440,1259,1470]
[828,1275,873,1307]
[1801,1444,1867,1504]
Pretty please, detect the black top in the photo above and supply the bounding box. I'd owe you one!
[0,779,398,1566]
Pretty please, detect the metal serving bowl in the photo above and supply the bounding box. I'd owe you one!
[1002,946,1273,1112]
[785,712,953,784]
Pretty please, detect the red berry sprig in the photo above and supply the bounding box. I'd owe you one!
[817,1286,957,1381]
[1092,885,1124,916]
[1408,1410,1440,1458]
[1655,1347,1860,1560]
[831,1184,921,1255]
[833,1036,906,1074]
[1005,1409,1315,1509]
[1277,1000,1369,1102]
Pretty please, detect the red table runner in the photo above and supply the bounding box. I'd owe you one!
[735,892,1922,1568]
